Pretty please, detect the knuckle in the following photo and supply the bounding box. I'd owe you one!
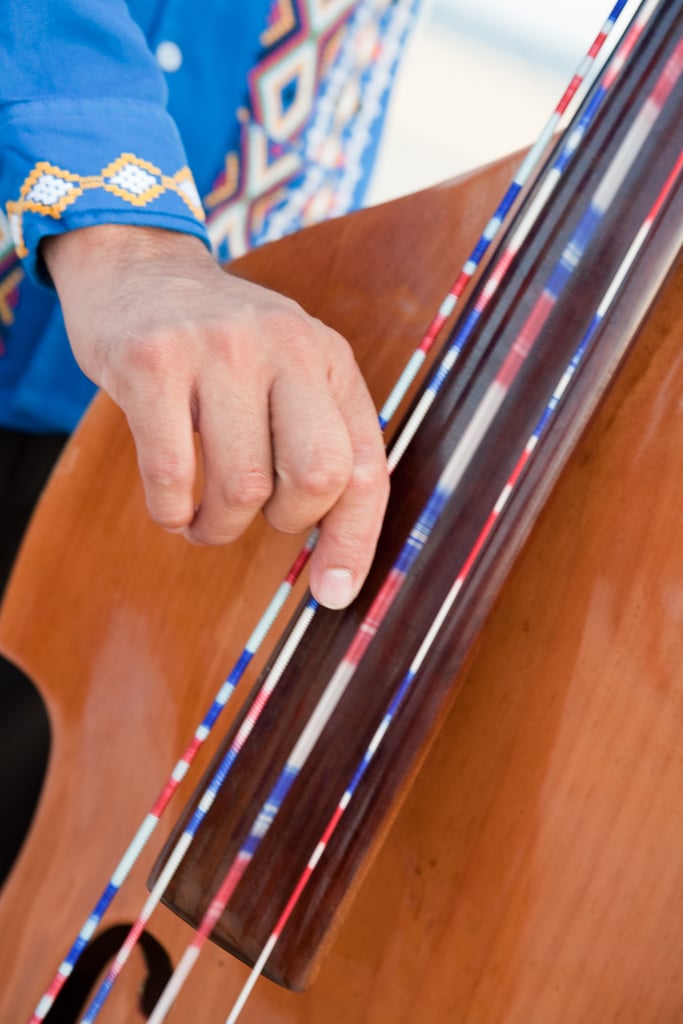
[326,333,361,383]
[352,452,390,495]
[264,304,331,358]
[121,332,172,377]
[276,321,316,362]
[328,328,355,362]
[318,465,389,565]
[139,452,194,527]
[292,449,352,500]
[221,468,273,512]
[140,448,191,492]
[204,325,248,368]
[341,447,390,516]
[275,309,308,338]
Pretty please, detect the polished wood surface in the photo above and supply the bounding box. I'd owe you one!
[158,15,683,990]
[1,144,683,1020]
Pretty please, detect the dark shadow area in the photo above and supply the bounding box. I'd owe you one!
[0,657,51,886]
[0,427,67,887]
[40,924,174,1021]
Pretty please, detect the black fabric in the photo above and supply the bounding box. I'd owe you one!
[0,427,64,886]
[0,427,68,597]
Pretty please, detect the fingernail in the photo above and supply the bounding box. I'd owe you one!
[317,568,355,610]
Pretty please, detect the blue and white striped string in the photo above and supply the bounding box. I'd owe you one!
[145,17,681,1022]
[29,3,639,1021]
[224,141,683,1024]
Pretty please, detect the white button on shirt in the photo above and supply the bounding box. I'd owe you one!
[155,40,183,73]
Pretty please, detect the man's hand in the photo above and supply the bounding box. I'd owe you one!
[43,224,389,609]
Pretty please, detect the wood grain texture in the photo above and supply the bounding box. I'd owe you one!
[0,136,682,1024]
[156,14,683,992]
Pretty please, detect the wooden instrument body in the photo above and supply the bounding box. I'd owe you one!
[158,9,683,992]
[1,142,683,1021]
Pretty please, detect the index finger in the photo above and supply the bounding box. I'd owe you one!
[307,378,389,609]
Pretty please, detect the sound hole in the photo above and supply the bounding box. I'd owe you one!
[42,925,174,1021]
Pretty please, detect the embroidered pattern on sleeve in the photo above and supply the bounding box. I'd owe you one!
[6,153,204,259]
[0,211,22,334]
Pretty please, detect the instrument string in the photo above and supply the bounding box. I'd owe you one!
[26,3,641,1022]
[386,0,653,470]
[377,0,636,431]
[146,24,682,1023]
[225,142,683,1024]
[83,3,648,1020]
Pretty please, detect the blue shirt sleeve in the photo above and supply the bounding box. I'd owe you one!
[0,0,210,285]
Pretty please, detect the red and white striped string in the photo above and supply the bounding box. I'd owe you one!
[224,141,683,1024]
[27,3,642,1022]
[145,22,682,1024]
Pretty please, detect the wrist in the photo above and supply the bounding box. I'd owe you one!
[43,224,211,294]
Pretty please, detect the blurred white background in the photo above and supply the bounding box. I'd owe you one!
[368,0,627,203]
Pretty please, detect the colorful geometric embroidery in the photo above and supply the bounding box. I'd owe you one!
[259,0,419,242]
[0,1,417,330]
[0,266,22,335]
[261,0,298,47]
[206,0,420,261]
[6,154,204,259]
[0,210,22,334]
[20,163,84,215]
[102,154,167,205]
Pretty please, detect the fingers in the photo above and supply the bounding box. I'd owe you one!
[122,371,197,531]
[57,231,391,607]
[305,370,389,610]
[186,362,273,544]
[264,357,353,536]
[187,321,388,609]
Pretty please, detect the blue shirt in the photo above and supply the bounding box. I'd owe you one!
[0,0,418,433]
